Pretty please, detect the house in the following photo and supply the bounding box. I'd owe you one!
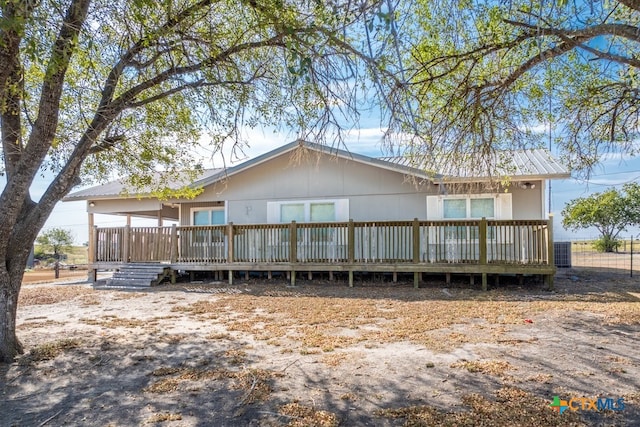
[65,140,570,289]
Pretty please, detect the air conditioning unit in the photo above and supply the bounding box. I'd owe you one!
[554,241,572,268]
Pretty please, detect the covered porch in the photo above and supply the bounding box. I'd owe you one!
[89,218,556,290]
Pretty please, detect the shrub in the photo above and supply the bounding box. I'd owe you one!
[593,236,621,253]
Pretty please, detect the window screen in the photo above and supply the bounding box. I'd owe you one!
[280,203,305,222]
[193,210,210,225]
[193,209,225,225]
[443,199,466,219]
[470,198,494,218]
[310,203,335,222]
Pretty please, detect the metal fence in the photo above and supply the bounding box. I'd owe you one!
[555,238,640,276]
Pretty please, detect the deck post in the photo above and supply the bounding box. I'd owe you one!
[347,220,354,287]
[123,225,131,263]
[227,222,234,285]
[170,224,178,263]
[413,218,420,288]
[289,221,297,262]
[546,214,555,290]
[89,223,98,282]
[479,217,488,291]
[290,221,297,286]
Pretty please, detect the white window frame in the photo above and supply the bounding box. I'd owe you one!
[427,194,512,220]
[190,206,226,225]
[267,199,349,223]
[427,193,512,243]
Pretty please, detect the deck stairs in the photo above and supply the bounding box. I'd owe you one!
[96,263,172,290]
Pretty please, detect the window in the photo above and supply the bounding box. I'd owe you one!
[191,207,225,243]
[310,203,335,222]
[427,194,512,240]
[280,204,305,223]
[193,208,225,225]
[427,194,511,220]
[267,199,348,243]
[267,199,347,223]
[443,197,495,220]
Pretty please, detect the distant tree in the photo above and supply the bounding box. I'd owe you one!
[562,184,640,252]
[36,228,74,277]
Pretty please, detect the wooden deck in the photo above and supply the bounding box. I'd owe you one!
[90,219,556,290]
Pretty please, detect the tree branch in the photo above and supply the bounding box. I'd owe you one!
[619,0,640,13]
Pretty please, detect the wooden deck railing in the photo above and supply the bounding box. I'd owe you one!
[93,219,553,267]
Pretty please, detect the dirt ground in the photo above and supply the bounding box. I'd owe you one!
[2,270,639,426]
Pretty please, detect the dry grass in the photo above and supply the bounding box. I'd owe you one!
[450,359,514,376]
[144,413,182,423]
[320,352,351,367]
[81,315,147,328]
[279,402,339,427]
[170,288,640,353]
[17,319,63,330]
[19,286,95,306]
[144,365,278,405]
[19,338,81,364]
[377,387,586,427]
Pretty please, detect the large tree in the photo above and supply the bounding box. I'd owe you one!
[0,0,403,362]
[402,0,640,173]
[562,184,640,252]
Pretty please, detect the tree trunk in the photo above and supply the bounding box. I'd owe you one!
[0,267,23,363]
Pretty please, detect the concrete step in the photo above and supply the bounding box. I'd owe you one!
[118,266,167,274]
[113,272,159,280]
[95,283,151,291]
[105,278,153,287]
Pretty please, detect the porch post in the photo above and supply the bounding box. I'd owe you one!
[227,222,234,285]
[546,214,555,290]
[479,217,488,291]
[123,225,131,263]
[289,221,297,286]
[348,219,354,287]
[87,213,97,282]
[413,218,420,288]
[170,224,178,263]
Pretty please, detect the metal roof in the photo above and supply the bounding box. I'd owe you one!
[64,168,224,201]
[65,142,569,201]
[379,149,569,181]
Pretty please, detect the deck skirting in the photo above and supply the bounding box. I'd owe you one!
[91,261,556,290]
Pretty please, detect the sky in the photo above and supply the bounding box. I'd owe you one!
[13,124,639,245]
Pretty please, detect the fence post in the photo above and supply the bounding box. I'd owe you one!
[170,224,178,263]
[413,218,420,288]
[226,223,234,263]
[546,214,555,290]
[227,222,234,285]
[479,217,488,291]
[348,220,355,287]
[631,237,634,278]
[89,225,98,282]
[123,225,130,263]
[289,221,297,286]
